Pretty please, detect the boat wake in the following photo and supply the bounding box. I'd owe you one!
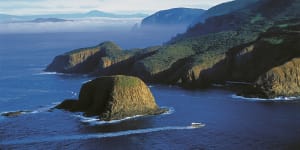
[0,124,204,145]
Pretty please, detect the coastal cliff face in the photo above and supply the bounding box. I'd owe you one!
[46,41,160,75]
[45,41,122,73]
[57,75,165,121]
[255,58,300,98]
[131,30,258,83]
[223,24,300,98]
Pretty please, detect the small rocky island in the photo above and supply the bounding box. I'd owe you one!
[56,75,166,121]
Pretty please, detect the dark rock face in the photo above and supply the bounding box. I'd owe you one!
[56,75,166,121]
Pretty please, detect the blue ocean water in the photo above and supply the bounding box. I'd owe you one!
[1,33,300,150]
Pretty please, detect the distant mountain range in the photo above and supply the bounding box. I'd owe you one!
[0,10,148,23]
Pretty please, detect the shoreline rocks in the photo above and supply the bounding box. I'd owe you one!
[1,110,32,117]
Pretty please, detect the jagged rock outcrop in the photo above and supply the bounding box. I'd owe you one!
[254,58,300,98]
[56,75,166,121]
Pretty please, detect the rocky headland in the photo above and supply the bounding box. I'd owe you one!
[47,0,300,99]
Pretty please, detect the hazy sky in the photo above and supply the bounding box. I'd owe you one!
[0,0,232,15]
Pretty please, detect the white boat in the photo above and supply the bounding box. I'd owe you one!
[191,122,205,128]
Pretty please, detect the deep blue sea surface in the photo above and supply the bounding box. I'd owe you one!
[1,32,300,150]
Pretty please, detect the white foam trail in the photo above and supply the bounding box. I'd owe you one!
[148,85,155,88]
[74,114,144,125]
[33,72,64,75]
[0,125,199,145]
[82,80,92,84]
[75,107,175,125]
[161,107,175,115]
[231,94,300,101]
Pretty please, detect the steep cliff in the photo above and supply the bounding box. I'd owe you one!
[57,75,166,121]
[254,58,300,98]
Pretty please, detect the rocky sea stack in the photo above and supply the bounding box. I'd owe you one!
[56,75,166,121]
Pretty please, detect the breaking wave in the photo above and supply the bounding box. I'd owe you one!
[74,106,175,125]
[231,94,300,101]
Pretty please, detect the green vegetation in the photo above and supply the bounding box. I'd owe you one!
[65,41,122,56]
[113,75,140,88]
[139,45,195,74]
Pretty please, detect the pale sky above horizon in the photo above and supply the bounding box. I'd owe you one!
[0,0,232,15]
